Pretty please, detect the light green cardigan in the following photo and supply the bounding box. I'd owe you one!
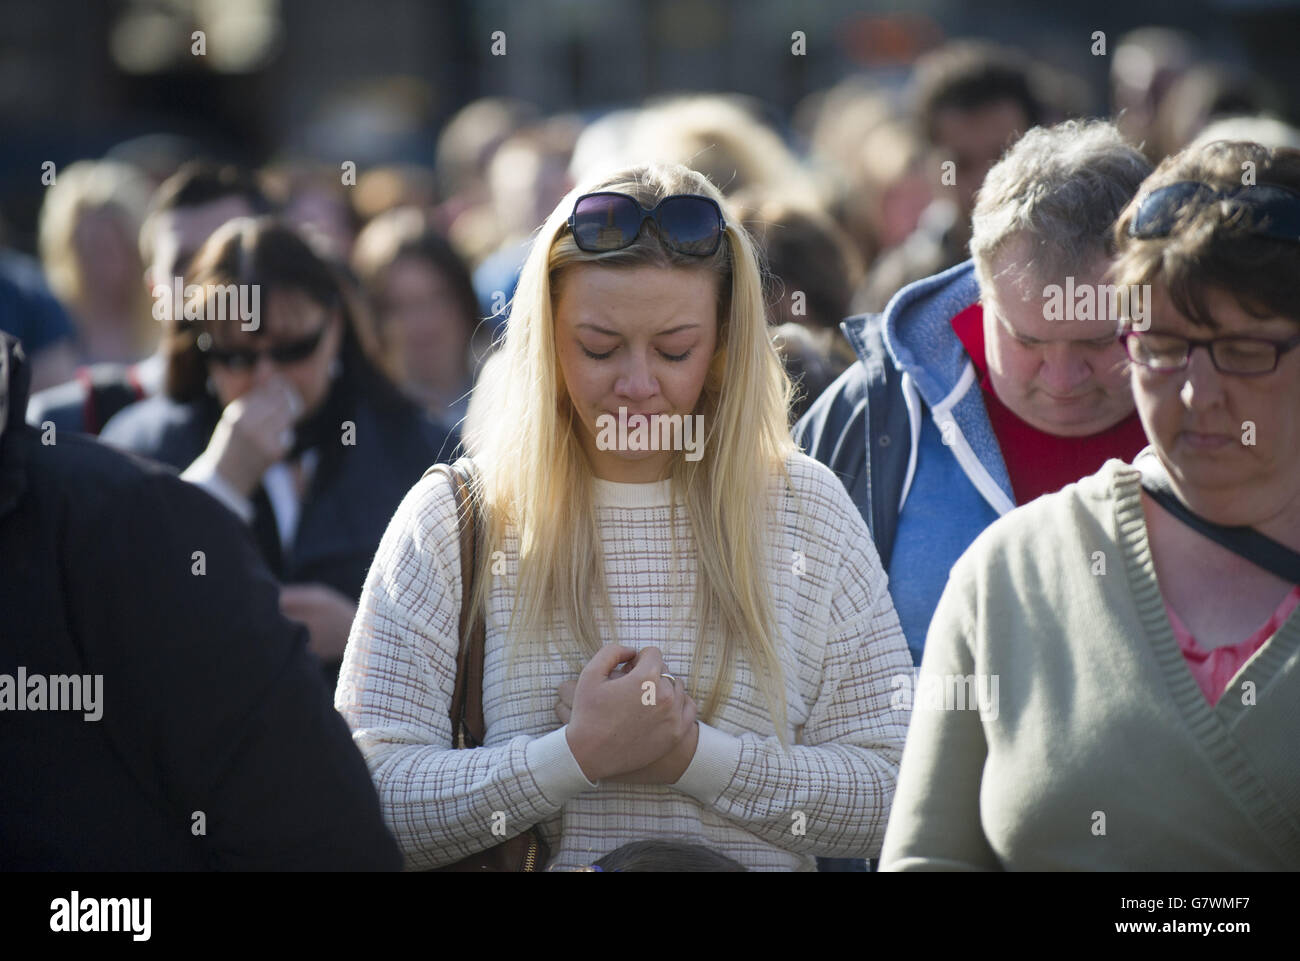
[880,458,1300,870]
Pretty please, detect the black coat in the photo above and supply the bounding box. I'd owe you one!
[0,334,401,869]
[99,373,458,679]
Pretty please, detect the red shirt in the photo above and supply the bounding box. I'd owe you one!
[950,303,1149,505]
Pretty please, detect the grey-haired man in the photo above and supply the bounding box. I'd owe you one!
[796,119,1153,666]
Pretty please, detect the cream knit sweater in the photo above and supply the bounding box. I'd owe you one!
[880,458,1300,870]
[336,452,913,871]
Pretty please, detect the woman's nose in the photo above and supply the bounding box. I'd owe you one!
[1179,344,1227,411]
[250,352,277,387]
[614,351,658,399]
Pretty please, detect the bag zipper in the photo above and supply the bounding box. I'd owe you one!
[521,834,539,872]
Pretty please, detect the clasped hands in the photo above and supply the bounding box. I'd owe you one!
[558,645,700,785]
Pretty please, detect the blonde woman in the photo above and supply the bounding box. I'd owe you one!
[336,163,913,871]
[37,159,153,365]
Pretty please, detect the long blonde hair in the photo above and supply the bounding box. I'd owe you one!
[467,162,795,737]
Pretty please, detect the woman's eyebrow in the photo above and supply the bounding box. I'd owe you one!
[575,323,701,336]
[1242,322,1300,338]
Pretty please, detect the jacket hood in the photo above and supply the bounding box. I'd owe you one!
[840,258,1014,514]
[877,260,980,406]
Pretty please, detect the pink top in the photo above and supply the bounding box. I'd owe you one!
[1166,585,1300,705]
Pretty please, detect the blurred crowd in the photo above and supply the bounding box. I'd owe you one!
[7,28,1295,435]
[3,24,1300,872]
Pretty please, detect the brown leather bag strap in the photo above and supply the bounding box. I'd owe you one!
[422,460,551,872]
[423,458,487,749]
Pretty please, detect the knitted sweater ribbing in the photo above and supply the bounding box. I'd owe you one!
[881,458,1300,870]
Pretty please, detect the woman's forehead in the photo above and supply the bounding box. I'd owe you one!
[558,263,717,308]
[263,287,328,324]
[203,287,330,342]
[556,270,718,337]
[1151,281,1299,334]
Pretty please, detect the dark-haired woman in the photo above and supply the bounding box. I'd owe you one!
[102,219,456,680]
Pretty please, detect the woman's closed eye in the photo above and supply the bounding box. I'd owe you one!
[578,343,695,362]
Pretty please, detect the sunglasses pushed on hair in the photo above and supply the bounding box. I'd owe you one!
[567,192,726,256]
[1129,181,1300,241]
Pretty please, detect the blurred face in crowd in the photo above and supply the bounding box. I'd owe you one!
[877,168,934,250]
[554,263,718,483]
[72,207,142,359]
[981,237,1134,436]
[380,255,471,389]
[1132,284,1300,526]
[491,142,573,239]
[285,186,355,260]
[933,99,1029,220]
[75,207,138,306]
[205,287,343,420]
[149,196,256,316]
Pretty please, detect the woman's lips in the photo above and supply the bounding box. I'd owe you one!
[610,410,662,425]
[1179,430,1234,450]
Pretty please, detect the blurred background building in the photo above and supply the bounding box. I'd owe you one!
[3,0,1298,250]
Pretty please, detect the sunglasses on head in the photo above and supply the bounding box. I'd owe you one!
[1129,180,1300,241]
[567,192,727,256]
[199,324,328,372]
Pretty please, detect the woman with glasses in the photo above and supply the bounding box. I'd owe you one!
[881,140,1300,870]
[336,163,913,871]
[101,219,455,681]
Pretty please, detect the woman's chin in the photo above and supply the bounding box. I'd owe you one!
[1165,456,1273,525]
[587,448,673,483]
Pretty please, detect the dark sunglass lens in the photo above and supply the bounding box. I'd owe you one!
[1133,182,1213,238]
[656,197,721,254]
[572,194,642,251]
[270,329,325,365]
[1242,186,1300,242]
[212,349,257,370]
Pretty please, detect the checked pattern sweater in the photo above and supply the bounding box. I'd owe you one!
[335,452,913,871]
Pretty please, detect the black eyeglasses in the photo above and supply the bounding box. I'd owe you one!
[567,192,727,256]
[199,325,329,371]
[1129,181,1300,241]
[1120,330,1300,375]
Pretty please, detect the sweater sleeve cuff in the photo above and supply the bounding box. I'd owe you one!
[181,457,255,524]
[672,722,742,803]
[525,726,598,804]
